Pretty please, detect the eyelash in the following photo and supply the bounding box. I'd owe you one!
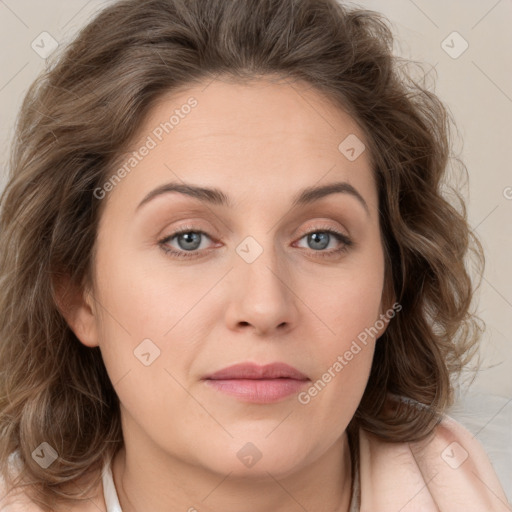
[158,224,353,260]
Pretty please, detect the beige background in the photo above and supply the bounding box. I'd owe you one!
[0,0,510,500]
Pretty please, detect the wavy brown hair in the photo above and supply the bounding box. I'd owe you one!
[0,0,484,509]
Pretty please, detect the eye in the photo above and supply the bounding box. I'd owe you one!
[158,226,216,259]
[294,227,353,259]
[158,225,353,260]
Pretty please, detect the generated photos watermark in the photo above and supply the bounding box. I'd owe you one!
[94,96,198,200]
[298,302,402,405]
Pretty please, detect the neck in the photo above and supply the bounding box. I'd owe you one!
[112,429,354,512]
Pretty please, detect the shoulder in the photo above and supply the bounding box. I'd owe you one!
[0,480,105,512]
[0,452,106,512]
[0,452,39,511]
[0,494,43,511]
[358,414,509,511]
[0,479,43,511]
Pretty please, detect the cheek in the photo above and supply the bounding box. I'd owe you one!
[310,286,380,399]
[301,238,385,406]
[318,248,385,343]
[94,239,207,338]
[298,297,379,434]
[92,241,219,399]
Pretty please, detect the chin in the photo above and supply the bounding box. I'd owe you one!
[195,438,312,479]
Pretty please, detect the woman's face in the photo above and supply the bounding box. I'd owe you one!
[73,76,390,477]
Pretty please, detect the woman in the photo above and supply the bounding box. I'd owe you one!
[0,0,508,511]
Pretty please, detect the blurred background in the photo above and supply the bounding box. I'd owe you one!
[0,0,510,502]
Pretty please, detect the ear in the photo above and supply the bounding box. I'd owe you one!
[52,273,100,348]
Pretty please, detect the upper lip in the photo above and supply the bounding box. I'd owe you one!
[204,362,309,381]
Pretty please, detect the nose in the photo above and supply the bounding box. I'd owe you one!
[223,239,300,337]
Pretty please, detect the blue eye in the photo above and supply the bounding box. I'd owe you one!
[159,227,213,258]
[296,230,352,253]
[170,231,204,251]
[295,228,353,259]
[158,226,353,260]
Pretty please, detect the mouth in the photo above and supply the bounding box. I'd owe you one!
[203,362,310,404]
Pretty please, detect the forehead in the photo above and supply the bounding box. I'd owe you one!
[103,76,377,214]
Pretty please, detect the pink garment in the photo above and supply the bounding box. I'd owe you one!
[355,414,509,511]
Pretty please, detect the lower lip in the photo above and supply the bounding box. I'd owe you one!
[204,378,309,403]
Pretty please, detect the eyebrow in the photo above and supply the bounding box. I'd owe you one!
[136,181,370,215]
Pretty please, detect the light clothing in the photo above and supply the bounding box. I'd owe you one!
[355,414,509,511]
[102,459,122,512]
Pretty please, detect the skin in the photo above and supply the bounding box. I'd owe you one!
[59,75,392,512]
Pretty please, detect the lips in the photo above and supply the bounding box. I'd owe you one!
[205,362,309,381]
[203,362,310,403]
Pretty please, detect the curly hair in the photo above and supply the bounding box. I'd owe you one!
[0,0,484,509]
